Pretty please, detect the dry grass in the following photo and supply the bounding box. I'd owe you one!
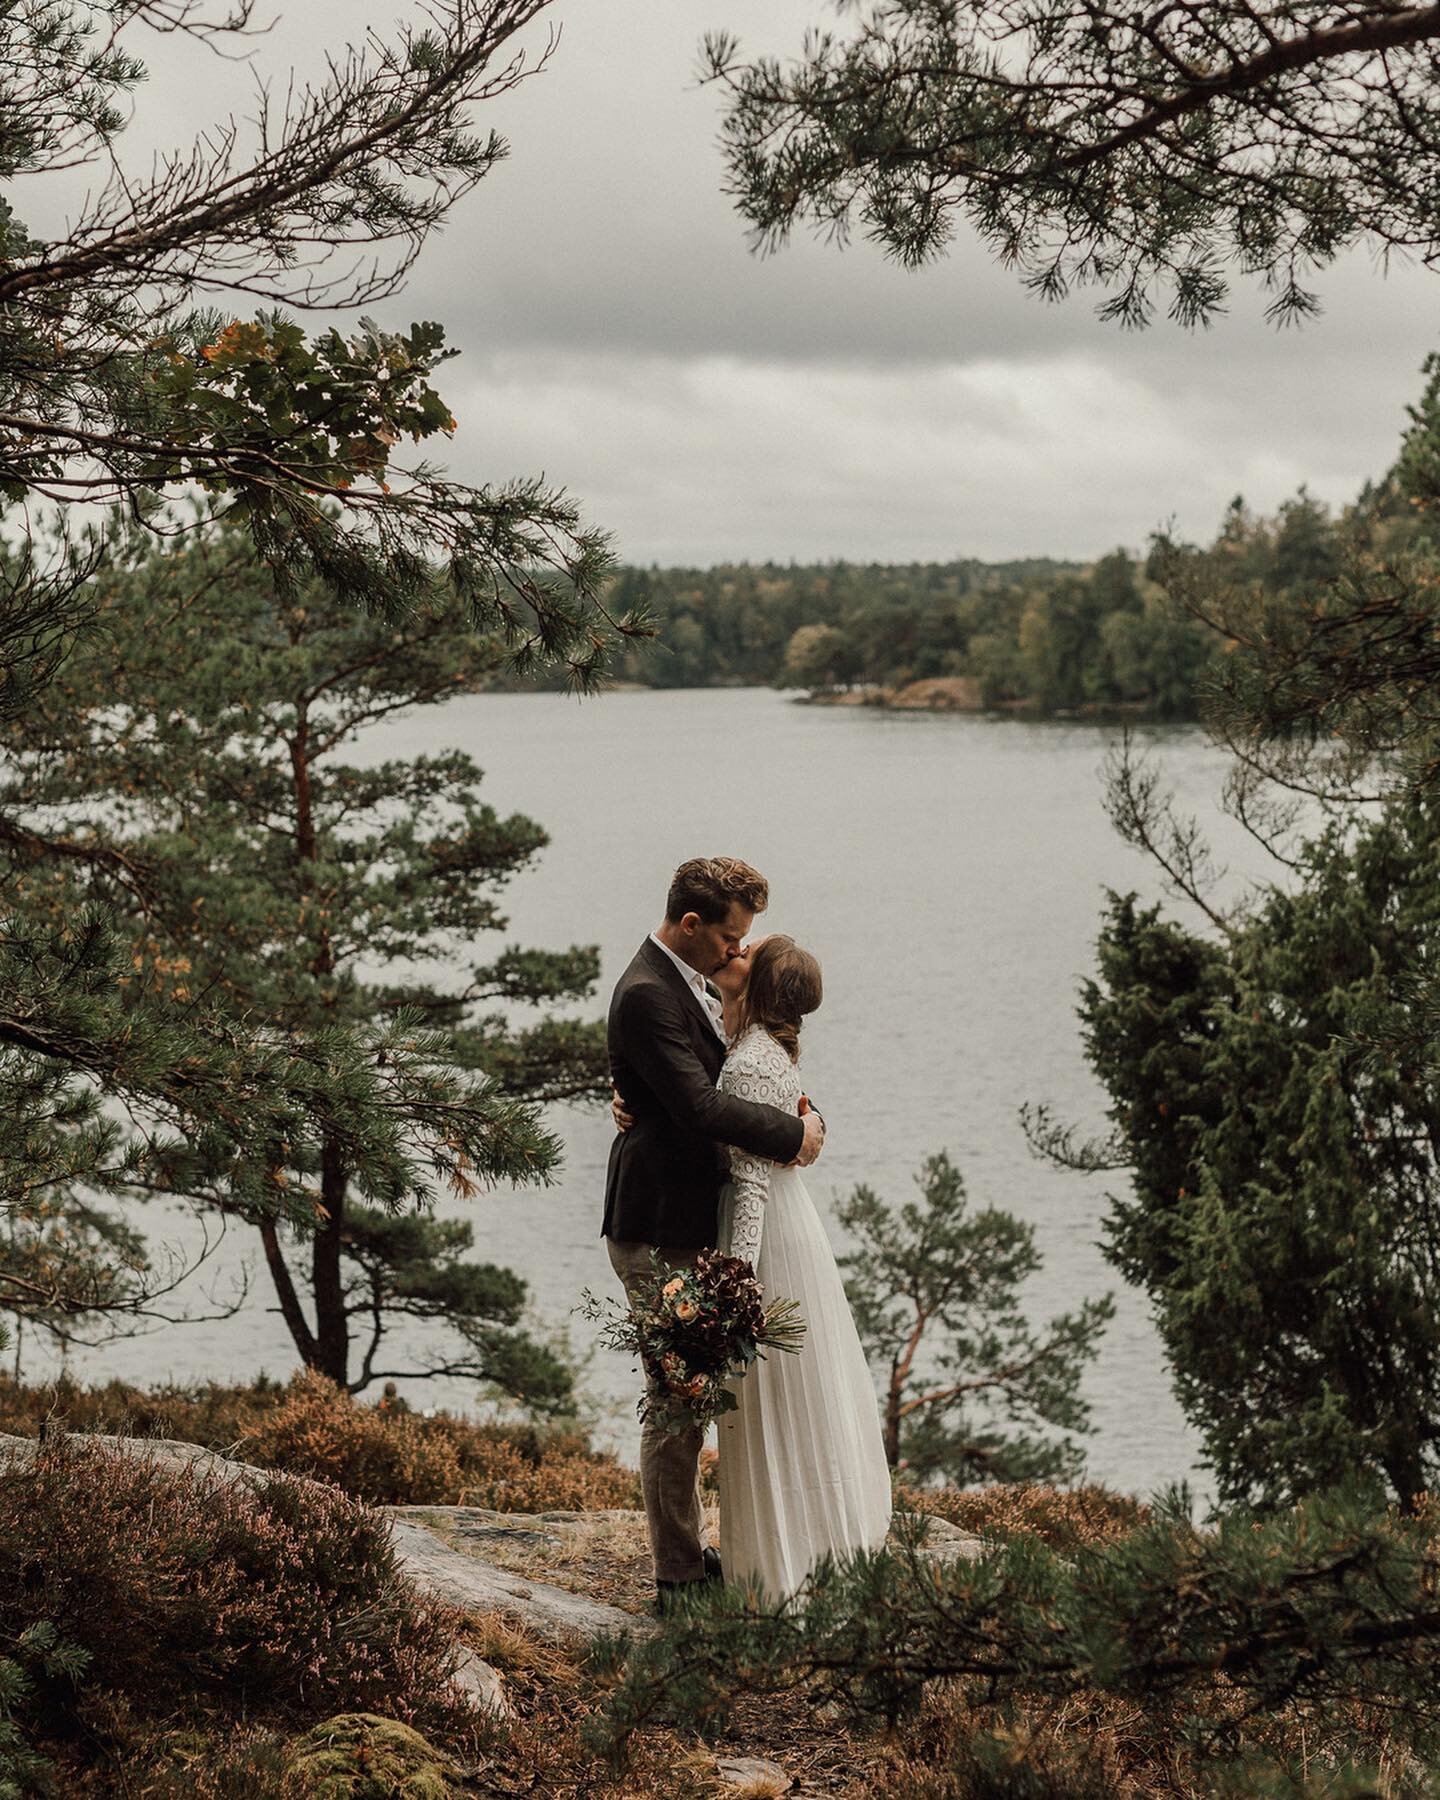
[897,1480,1149,1553]
[428,1502,712,1615]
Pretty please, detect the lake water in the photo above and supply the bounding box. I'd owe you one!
[38,689,1277,1500]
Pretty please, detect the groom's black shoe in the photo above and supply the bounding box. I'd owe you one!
[653,1548,724,1617]
[652,1579,697,1617]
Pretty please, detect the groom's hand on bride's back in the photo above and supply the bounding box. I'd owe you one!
[610,1077,822,1162]
[793,1095,825,1168]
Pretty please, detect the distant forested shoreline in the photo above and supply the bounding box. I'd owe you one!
[553,487,1344,719]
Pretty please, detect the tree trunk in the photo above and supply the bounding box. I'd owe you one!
[884,1364,903,1468]
[1387,1450,1426,1515]
[311,1134,349,1387]
[259,1218,317,1367]
[286,698,350,1386]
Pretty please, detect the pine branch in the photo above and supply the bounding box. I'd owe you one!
[703,0,1440,324]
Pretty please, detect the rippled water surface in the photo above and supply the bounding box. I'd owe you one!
[49,689,1280,1498]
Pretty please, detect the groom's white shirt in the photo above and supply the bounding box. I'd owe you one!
[649,932,727,1042]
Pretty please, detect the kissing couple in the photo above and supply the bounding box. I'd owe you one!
[601,856,891,1607]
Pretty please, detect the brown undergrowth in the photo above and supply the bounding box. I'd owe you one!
[0,1435,492,1794]
[0,1368,641,1509]
[0,1379,1421,1795]
[896,1478,1149,1552]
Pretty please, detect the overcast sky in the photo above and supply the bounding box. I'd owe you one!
[30,1,1440,564]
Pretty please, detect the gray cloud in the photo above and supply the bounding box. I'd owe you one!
[18,0,1440,561]
[443,342,1422,564]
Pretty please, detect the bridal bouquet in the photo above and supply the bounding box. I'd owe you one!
[583,1250,806,1435]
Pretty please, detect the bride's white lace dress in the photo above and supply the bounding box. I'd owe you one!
[716,1024,892,1599]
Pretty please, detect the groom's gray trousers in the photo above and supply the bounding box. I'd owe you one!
[606,1236,708,1584]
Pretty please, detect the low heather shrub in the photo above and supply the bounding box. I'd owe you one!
[238,1377,467,1504]
[0,1372,285,1446]
[896,1482,1147,1554]
[0,1438,473,1747]
[87,1719,300,1799]
[237,1373,642,1510]
[0,1371,641,1512]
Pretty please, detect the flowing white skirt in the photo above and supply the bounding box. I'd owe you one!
[717,1164,892,1601]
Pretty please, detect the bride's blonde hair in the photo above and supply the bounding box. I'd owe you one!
[735,935,822,1063]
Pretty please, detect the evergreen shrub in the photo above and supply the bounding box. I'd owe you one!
[593,1487,1440,1790]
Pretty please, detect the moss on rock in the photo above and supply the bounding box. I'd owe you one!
[285,1713,457,1798]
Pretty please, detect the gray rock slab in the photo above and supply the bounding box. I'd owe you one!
[387,1514,646,1644]
[451,1646,512,1718]
[0,1433,253,1484]
[892,1510,987,1564]
[715,1756,794,1794]
[392,1506,568,1553]
[916,1535,986,1565]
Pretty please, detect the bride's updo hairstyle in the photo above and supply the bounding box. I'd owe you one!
[737,934,822,1063]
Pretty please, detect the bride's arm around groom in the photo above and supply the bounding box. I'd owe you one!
[601,936,819,1247]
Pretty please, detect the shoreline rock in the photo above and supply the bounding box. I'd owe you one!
[799,676,1174,719]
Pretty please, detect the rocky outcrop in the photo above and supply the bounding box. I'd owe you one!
[0,1435,982,1655]
[886,675,985,711]
[907,1511,987,1564]
[387,1507,643,1644]
[801,675,986,712]
[716,1754,794,1795]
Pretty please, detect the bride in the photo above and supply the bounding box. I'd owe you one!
[710,934,892,1600]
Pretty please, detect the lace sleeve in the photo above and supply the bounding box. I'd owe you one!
[719,1034,797,1268]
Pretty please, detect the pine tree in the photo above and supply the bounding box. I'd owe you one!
[1007,363,1440,1510]
[1151,359,1440,805]
[593,1487,1440,1781]
[837,1152,1112,1484]
[0,519,608,1399]
[0,3,644,1345]
[1,3,623,658]
[702,0,1440,326]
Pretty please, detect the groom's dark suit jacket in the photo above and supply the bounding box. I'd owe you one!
[601,938,806,1249]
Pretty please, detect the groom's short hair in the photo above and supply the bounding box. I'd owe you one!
[666,857,769,924]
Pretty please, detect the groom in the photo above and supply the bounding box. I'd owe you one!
[602,856,824,1602]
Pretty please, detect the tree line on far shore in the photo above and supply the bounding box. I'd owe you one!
[594,482,1349,717]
